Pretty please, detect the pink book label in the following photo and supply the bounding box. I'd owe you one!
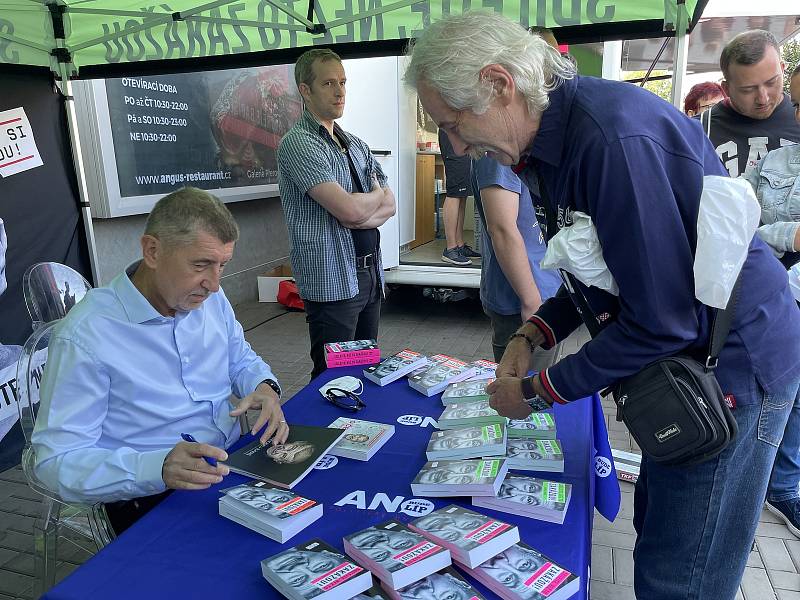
[524,563,571,596]
[312,561,364,591]
[326,349,381,367]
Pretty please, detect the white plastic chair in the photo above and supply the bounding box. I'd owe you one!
[16,263,115,595]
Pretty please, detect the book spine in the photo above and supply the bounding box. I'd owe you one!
[326,349,382,367]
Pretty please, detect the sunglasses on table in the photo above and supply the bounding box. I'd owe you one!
[324,387,367,411]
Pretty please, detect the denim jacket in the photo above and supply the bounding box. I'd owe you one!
[744,143,800,256]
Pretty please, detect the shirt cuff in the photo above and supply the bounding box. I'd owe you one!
[527,315,556,350]
[137,448,172,495]
[539,368,569,404]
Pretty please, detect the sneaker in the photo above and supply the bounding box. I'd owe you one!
[460,244,481,258]
[442,246,472,266]
[766,498,800,537]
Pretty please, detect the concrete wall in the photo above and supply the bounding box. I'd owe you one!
[91,197,289,305]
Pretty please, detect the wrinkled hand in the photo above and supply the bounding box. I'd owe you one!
[486,377,532,420]
[230,386,289,446]
[162,441,230,490]
[496,337,531,379]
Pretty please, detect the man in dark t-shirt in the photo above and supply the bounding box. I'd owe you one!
[699,30,800,178]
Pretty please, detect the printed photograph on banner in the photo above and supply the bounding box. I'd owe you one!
[0,107,44,178]
[104,66,302,197]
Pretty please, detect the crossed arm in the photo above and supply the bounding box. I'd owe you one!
[309,176,396,229]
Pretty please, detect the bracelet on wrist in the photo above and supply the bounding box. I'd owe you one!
[508,332,536,354]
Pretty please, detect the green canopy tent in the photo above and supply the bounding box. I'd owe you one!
[0,0,709,281]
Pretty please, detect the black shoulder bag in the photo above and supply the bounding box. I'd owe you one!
[533,164,738,466]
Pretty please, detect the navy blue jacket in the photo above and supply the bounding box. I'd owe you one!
[521,75,800,405]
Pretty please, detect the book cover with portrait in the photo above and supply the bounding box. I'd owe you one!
[410,458,509,497]
[328,417,395,461]
[381,566,487,600]
[425,423,507,461]
[343,519,451,590]
[437,401,506,430]
[226,424,345,488]
[409,505,519,568]
[261,538,373,600]
[441,379,493,405]
[472,475,572,524]
[498,439,564,473]
[507,413,557,440]
[364,349,429,386]
[408,354,476,397]
[219,481,323,542]
[461,542,579,600]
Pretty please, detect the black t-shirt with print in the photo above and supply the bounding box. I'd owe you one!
[698,93,800,178]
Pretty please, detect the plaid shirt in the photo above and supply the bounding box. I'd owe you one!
[278,110,387,302]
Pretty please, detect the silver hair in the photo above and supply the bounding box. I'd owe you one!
[404,12,575,116]
[144,187,239,249]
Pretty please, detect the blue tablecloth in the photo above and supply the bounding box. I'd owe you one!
[44,367,610,600]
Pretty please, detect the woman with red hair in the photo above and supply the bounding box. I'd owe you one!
[684,82,726,116]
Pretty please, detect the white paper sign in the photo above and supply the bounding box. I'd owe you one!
[0,348,48,442]
[0,107,44,177]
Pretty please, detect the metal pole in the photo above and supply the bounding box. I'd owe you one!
[56,56,101,285]
[670,1,690,110]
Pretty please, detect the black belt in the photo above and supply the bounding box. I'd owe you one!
[355,253,375,269]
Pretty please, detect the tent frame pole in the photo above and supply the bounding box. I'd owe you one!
[669,0,689,109]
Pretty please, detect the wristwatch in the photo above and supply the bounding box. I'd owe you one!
[521,376,551,411]
[260,378,282,398]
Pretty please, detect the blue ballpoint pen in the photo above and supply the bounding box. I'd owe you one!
[180,433,218,466]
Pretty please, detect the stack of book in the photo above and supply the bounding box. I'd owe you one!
[437,401,506,430]
[464,358,498,380]
[261,538,373,600]
[408,505,520,569]
[495,438,565,473]
[218,482,323,542]
[507,412,557,439]
[343,519,452,590]
[328,417,395,461]
[425,424,507,461]
[381,567,486,600]
[408,354,477,397]
[440,379,493,405]
[410,458,508,497]
[458,542,580,600]
[472,475,572,524]
[225,424,346,488]
[324,339,380,368]
[364,349,429,386]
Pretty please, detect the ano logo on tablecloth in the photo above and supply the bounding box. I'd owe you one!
[396,414,437,427]
[334,490,434,516]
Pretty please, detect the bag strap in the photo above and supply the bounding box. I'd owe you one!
[334,129,366,194]
[532,161,740,367]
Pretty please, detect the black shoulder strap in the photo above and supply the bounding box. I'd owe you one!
[334,129,365,194]
[532,161,739,366]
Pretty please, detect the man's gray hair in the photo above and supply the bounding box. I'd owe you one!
[720,30,780,79]
[404,12,575,116]
[294,48,342,88]
[144,187,239,249]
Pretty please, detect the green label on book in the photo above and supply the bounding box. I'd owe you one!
[478,460,500,479]
[544,482,566,503]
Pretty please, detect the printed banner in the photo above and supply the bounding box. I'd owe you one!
[0,347,47,443]
[0,107,43,177]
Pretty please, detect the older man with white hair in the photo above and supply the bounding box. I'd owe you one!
[406,12,800,599]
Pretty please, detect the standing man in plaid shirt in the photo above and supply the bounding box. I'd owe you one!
[278,49,396,380]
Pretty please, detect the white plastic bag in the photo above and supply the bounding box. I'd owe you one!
[540,211,619,295]
[694,176,760,309]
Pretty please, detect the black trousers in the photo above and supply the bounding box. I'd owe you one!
[104,490,172,535]
[304,265,382,380]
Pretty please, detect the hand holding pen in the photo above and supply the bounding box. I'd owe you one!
[161,433,230,491]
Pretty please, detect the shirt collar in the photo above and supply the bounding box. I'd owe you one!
[111,260,170,324]
[522,75,578,170]
[301,109,349,147]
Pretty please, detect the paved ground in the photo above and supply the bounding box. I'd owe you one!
[0,288,793,599]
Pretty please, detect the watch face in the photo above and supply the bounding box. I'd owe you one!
[525,395,550,412]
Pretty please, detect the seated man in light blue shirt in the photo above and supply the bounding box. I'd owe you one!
[32,188,287,532]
